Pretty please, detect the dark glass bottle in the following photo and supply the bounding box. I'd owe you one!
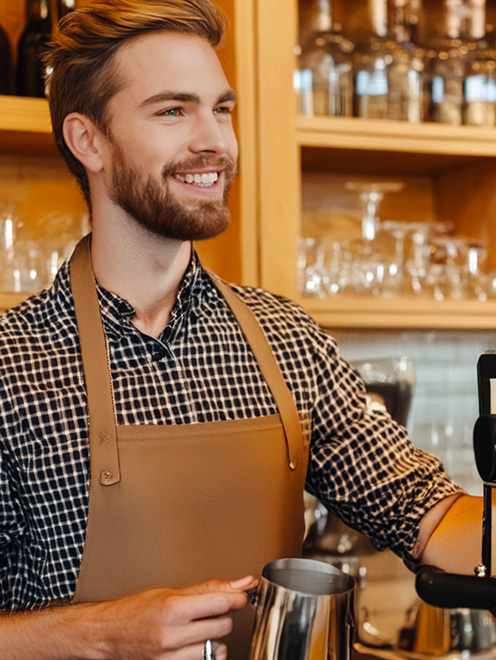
[0,22,13,95]
[17,0,53,98]
[57,0,76,20]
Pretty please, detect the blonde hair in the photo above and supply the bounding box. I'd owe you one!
[44,0,228,204]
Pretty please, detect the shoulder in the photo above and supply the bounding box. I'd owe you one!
[0,278,78,366]
[221,280,340,359]
[225,281,315,327]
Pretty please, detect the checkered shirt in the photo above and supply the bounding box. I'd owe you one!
[0,250,462,610]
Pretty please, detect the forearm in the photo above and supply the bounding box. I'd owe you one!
[0,603,105,660]
[0,577,255,660]
[421,494,484,574]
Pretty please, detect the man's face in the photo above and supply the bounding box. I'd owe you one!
[102,31,239,241]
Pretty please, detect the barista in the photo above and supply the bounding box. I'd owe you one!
[0,1,484,659]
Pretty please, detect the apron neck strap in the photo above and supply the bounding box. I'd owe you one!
[70,234,121,486]
[209,274,303,471]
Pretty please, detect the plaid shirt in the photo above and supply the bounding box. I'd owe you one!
[0,250,462,610]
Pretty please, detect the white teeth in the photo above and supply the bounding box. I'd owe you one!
[174,172,219,187]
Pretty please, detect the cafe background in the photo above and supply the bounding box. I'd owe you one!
[2,0,496,654]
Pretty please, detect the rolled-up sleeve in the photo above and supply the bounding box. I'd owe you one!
[304,328,464,566]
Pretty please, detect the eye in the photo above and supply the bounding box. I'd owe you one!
[214,105,233,115]
[157,107,183,117]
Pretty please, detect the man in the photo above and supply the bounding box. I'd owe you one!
[0,1,484,659]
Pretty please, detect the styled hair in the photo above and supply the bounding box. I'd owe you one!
[44,0,228,205]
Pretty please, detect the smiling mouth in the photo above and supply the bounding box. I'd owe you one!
[173,172,219,188]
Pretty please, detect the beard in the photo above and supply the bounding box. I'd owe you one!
[108,144,238,241]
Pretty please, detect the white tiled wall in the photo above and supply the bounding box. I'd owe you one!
[331,328,496,495]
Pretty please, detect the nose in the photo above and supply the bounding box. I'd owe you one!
[188,111,233,155]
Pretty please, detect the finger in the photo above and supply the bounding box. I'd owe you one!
[230,575,259,592]
[181,575,257,596]
[160,591,248,627]
[186,591,249,620]
[164,614,234,649]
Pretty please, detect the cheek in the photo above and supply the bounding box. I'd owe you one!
[227,132,239,162]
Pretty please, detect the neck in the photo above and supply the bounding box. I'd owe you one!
[90,214,192,339]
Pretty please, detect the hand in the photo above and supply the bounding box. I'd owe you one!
[91,575,259,660]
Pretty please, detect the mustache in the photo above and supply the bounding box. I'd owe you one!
[161,155,238,179]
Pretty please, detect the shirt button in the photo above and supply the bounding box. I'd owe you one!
[152,350,165,362]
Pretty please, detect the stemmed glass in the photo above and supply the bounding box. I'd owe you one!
[462,239,488,300]
[378,219,414,296]
[426,235,468,300]
[403,220,454,296]
[297,236,349,297]
[345,181,404,241]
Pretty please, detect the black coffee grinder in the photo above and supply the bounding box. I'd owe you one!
[416,352,496,612]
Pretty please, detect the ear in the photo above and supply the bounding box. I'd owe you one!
[62,113,107,173]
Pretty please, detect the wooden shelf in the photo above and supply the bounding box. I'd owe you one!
[0,95,56,154]
[299,296,496,330]
[297,116,496,157]
[297,116,496,176]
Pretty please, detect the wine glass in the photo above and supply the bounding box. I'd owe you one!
[297,237,323,296]
[403,220,455,296]
[462,238,488,300]
[378,219,415,296]
[426,235,468,300]
[345,180,404,241]
[297,236,349,297]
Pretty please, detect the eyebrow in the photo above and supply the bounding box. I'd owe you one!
[140,89,238,107]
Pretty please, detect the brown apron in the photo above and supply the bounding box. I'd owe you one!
[69,234,309,657]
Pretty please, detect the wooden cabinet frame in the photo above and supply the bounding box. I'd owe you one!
[256,0,496,330]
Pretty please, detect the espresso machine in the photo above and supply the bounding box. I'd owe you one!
[416,352,496,614]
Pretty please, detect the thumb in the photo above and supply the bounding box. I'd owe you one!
[229,575,259,592]
[180,575,259,596]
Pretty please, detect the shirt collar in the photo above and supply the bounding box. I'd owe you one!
[55,246,205,341]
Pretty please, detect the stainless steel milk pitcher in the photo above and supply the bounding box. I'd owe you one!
[249,557,356,660]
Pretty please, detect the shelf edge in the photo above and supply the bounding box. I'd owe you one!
[296,116,496,157]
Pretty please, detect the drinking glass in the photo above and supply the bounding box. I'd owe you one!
[297,237,324,297]
[378,219,414,296]
[425,235,468,300]
[345,180,404,241]
[461,238,488,300]
[297,237,349,297]
[342,237,387,297]
[403,220,454,296]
